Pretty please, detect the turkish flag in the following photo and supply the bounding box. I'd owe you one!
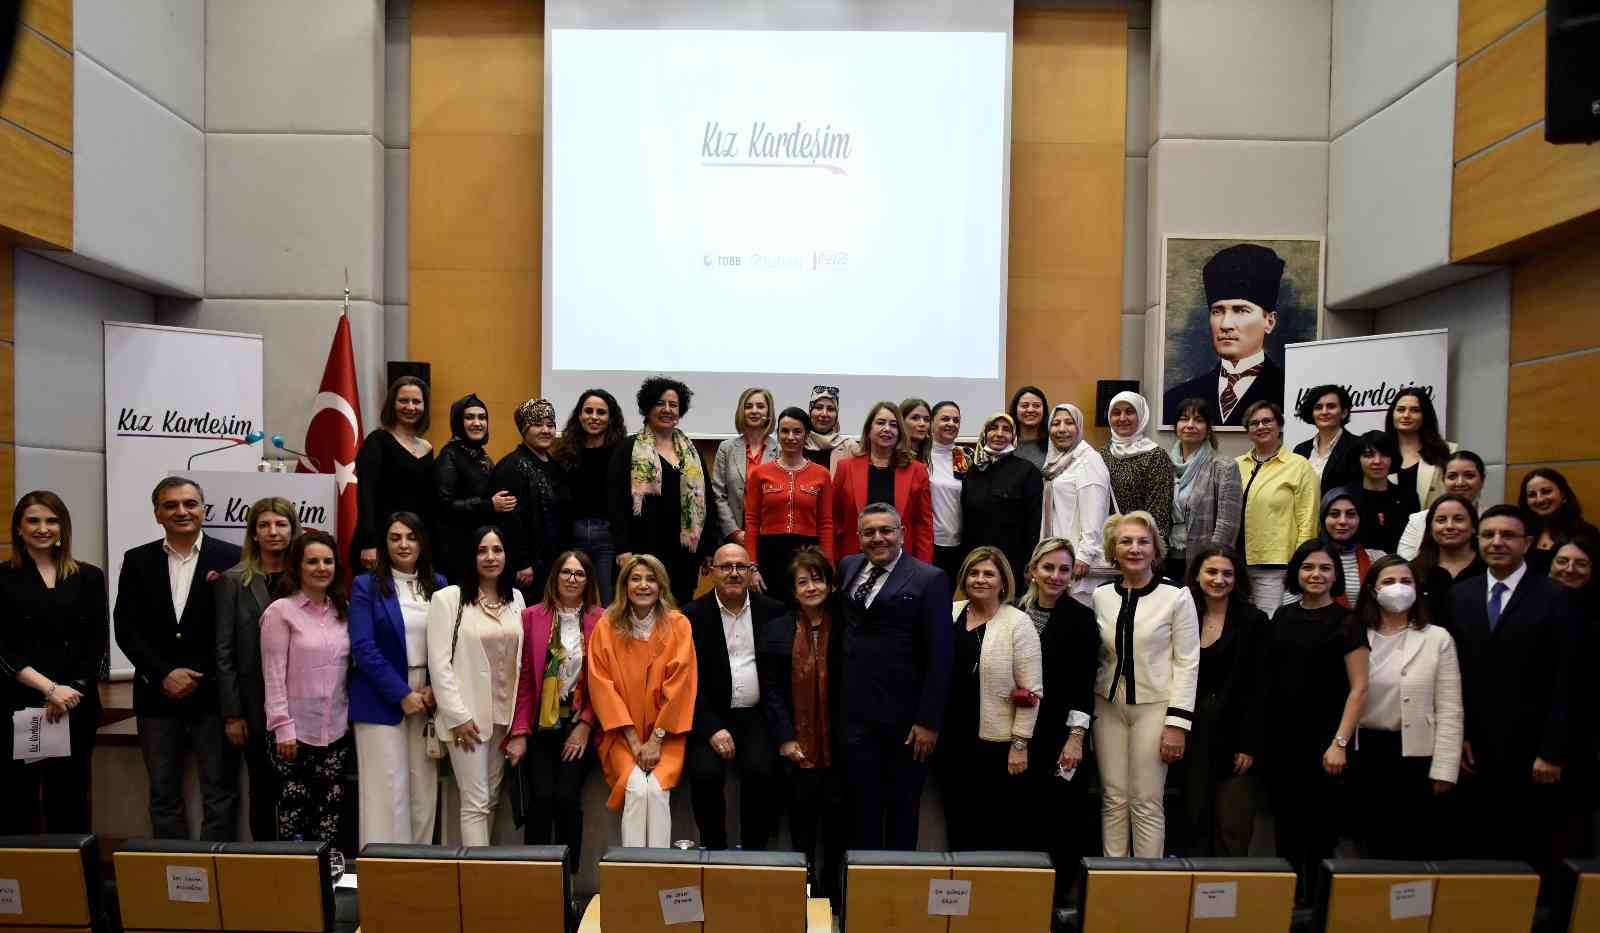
[300,313,363,561]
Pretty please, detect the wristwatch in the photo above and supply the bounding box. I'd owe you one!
[653,727,667,740]
[1011,738,1028,751]
[1333,734,1349,749]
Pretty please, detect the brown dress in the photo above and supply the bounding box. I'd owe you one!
[586,610,698,811]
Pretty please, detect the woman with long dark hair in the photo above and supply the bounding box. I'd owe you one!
[433,394,515,583]
[0,491,107,834]
[349,511,444,845]
[1009,385,1050,471]
[355,375,434,569]
[554,389,627,605]
[744,407,832,603]
[1412,495,1483,629]
[900,398,934,464]
[1520,468,1597,575]
[261,530,353,852]
[1383,388,1454,515]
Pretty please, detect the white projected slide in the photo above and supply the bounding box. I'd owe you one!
[546,26,1010,432]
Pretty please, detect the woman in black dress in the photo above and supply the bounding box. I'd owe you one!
[960,412,1043,580]
[433,394,516,583]
[1412,495,1484,630]
[1258,538,1370,903]
[608,376,712,605]
[1350,431,1409,554]
[553,389,627,605]
[0,491,108,834]
[355,376,435,569]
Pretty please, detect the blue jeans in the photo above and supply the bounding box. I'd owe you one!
[570,518,616,605]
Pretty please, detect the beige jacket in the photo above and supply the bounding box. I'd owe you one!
[427,585,526,732]
[951,601,1044,742]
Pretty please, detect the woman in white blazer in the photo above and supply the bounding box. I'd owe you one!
[428,526,527,846]
[1351,554,1462,859]
[1041,403,1114,605]
[710,387,779,547]
[936,546,1044,851]
[1092,511,1200,858]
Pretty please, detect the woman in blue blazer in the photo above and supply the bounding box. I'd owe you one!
[349,511,446,845]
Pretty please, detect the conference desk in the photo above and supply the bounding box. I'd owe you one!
[574,895,837,933]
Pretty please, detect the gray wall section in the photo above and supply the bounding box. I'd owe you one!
[384,3,410,361]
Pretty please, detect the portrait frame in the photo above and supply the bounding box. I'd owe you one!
[1156,235,1325,431]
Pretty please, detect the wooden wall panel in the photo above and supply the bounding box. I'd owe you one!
[1012,10,1126,146]
[1453,14,1542,161]
[1451,127,1600,262]
[1507,353,1599,463]
[410,133,539,274]
[20,0,72,49]
[1509,231,1600,362]
[411,0,542,137]
[1458,0,1543,60]
[0,28,73,150]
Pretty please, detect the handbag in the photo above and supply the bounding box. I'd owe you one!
[422,720,446,760]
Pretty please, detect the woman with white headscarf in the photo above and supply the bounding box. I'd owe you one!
[1100,391,1175,542]
[1042,403,1115,604]
[960,413,1043,581]
[1166,397,1243,581]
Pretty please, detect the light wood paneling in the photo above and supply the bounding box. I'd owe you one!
[0,245,13,342]
[0,121,72,249]
[0,28,72,150]
[1012,9,1127,146]
[1006,273,1120,441]
[1009,142,1124,278]
[411,0,542,137]
[410,132,540,272]
[1507,352,1600,464]
[1506,462,1600,514]
[1453,13,1543,161]
[1510,231,1600,362]
[21,0,72,50]
[1451,125,1600,262]
[1458,0,1544,60]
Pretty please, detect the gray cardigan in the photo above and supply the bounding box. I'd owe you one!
[710,434,779,540]
[1181,459,1243,557]
[213,564,275,732]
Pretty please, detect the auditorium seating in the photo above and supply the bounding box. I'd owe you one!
[1316,859,1539,933]
[592,847,808,933]
[1076,856,1295,933]
[0,834,110,933]
[113,840,333,933]
[1554,860,1600,933]
[355,843,571,933]
[841,850,1056,933]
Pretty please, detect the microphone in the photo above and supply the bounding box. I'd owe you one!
[186,431,266,470]
[272,435,323,472]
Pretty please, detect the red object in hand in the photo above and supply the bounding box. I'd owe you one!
[1010,687,1040,708]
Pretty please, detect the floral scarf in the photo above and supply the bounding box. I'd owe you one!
[630,429,708,551]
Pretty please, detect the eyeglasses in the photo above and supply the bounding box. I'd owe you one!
[859,526,901,538]
[1246,418,1279,429]
[712,562,753,574]
[558,569,587,579]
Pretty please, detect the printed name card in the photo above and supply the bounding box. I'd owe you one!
[166,865,210,903]
[1389,880,1433,920]
[1192,881,1238,919]
[658,885,704,925]
[928,879,972,916]
[0,878,20,914]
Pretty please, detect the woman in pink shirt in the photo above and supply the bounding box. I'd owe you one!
[261,529,352,850]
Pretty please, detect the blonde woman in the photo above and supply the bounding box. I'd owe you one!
[586,554,698,847]
[711,387,779,546]
[1093,511,1200,857]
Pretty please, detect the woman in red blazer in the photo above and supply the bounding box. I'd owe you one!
[506,550,605,870]
[832,401,935,562]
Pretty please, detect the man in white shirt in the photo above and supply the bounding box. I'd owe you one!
[1161,243,1288,428]
[683,543,786,849]
[1395,450,1486,559]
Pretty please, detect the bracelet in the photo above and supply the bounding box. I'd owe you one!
[1068,726,1087,737]
[43,683,58,700]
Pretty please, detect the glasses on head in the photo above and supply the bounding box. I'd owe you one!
[859,526,901,538]
[713,562,753,575]
[558,569,587,579]
[1246,418,1278,429]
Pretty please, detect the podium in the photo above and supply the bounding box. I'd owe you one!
[178,469,339,546]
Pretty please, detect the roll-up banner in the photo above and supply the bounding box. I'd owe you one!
[1282,329,1449,452]
[104,322,264,678]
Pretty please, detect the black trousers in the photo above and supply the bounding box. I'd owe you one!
[1458,761,1561,876]
[1269,758,1345,905]
[139,710,238,841]
[688,706,777,849]
[786,764,847,904]
[933,545,965,586]
[756,534,816,605]
[1353,729,1437,859]
[1027,745,1094,905]
[2,700,99,835]
[241,726,280,841]
[844,721,928,850]
[521,725,593,873]
[937,738,1024,851]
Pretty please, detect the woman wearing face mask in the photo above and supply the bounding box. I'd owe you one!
[553,390,628,606]
[1351,431,1409,554]
[1101,392,1175,542]
[1318,489,1386,609]
[831,401,934,562]
[1016,537,1098,903]
[1042,404,1114,604]
[927,401,972,581]
[961,414,1043,581]
[711,388,779,547]
[1234,400,1320,616]
[1167,398,1243,582]
[744,408,833,604]
[1412,495,1483,629]
[355,376,434,569]
[1009,385,1050,471]
[1351,555,1462,859]
[434,395,515,584]
[900,399,934,464]
[1256,540,1369,903]
[1519,468,1597,576]
[803,386,848,470]
[1397,451,1486,560]
[1383,389,1455,515]
[493,399,568,600]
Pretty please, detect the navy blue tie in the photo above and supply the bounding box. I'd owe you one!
[1487,581,1507,634]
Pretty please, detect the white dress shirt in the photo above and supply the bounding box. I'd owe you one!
[1487,561,1527,610]
[1215,349,1267,415]
[1305,429,1343,479]
[852,550,903,608]
[929,443,963,547]
[1361,629,1406,730]
[392,570,431,666]
[716,592,760,708]
[555,607,585,700]
[165,532,205,621]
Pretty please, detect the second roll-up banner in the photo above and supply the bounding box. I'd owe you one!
[1281,329,1449,452]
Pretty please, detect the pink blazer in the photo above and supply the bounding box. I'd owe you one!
[511,603,603,738]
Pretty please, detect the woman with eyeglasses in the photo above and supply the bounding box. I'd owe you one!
[1234,401,1319,616]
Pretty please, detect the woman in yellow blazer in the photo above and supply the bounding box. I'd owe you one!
[1234,401,1319,616]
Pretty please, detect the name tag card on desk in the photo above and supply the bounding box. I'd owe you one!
[1390,880,1433,920]
[928,879,972,916]
[166,866,210,904]
[0,878,20,914]
[659,885,704,925]
[1193,881,1238,919]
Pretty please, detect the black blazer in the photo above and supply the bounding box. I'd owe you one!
[960,456,1043,583]
[354,429,435,558]
[0,561,108,712]
[113,536,242,716]
[684,590,787,738]
[1450,569,1580,772]
[213,564,274,731]
[432,439,496,581]
[837,552,953,734]
[1161,358,1285,428]
[757,602,846,758]
[1027,597,1099,774]
[1292,430,1362,501]
[606,435,716,563]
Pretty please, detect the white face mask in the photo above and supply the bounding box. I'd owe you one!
[1375,583,1417,614]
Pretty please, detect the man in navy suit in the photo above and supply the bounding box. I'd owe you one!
[1450,504,1580,874]
[1162,243,1287,428]
[838,502,953,850]
[114,477,243,840]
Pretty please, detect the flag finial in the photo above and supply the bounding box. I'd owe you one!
[342,267,350,316]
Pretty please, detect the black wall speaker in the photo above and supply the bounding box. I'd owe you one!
[1094,380,1140,427]
[0,2,21,96]
[1546,0,1600,144]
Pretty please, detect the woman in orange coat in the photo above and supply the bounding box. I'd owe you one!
[585,553,697,847]
[832,401,934,562]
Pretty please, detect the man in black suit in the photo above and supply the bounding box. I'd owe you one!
[1162,243,1287,428]
[114,477,243,840]
[838,502,953,850]
[1450,504,1580,873]
[683,543,786,850]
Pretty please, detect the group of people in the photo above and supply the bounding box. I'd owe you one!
[3,372,1597,910]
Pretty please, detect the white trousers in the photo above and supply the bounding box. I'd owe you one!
[620,766,671,848]
[1249,568,1287,618]
[446,723,509,847]
[354,668,439,847]
[1095,695,1170,858]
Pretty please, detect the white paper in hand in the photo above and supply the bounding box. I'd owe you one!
[1192,881,1238,919]
[166,866,210,904]
[11,709,70,762]
[928,879,972,916]
[1389,880,1433,920]
[658,885,704,925]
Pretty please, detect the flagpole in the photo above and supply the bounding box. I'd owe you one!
[343,267,350,317]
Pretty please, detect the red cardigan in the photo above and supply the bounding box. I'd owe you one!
[511,603,603,738]
[831,455,934,563]
[744,460,834,562]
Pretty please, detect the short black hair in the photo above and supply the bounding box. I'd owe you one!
[1354,429,1400,463]
[1296,384,1353,426]
[1284,538,1344,598]
[1479,503,1533,534]
[636,375,693,418]
[776,406,813,434]
[151,475,204,508]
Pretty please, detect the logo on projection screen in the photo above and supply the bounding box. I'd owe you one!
[701,119,853,175]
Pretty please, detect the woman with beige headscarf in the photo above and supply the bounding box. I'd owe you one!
[1041,403,1114,603]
